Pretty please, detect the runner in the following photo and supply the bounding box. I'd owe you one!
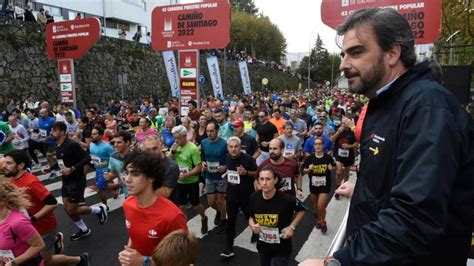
[258,139,303,198]
[8,115,30,153]
[232,119,260,159]
[278,121,303,161]
[269,108,286,135]
[330,119,357,199]
[42,122,107,241]
[249,166,306,266]
[118,150,188,265]
[0,120,14,155]
[89,126,115,206]
[0,182,45,265]
[152,229,198,266]
[201,121,228,226]
[303,122,332,157]
[302,137,335,233]
[105,130,133,199]
[169,125,208,234]
[220,137,258,258]
[4,150,90,265]
[142,134,180,204]
[255,111,278,166]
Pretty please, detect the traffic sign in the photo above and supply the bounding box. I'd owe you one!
[151,0,231,51]
[199,74,205,85]
[320,0,442,44]
[46,18,101,60]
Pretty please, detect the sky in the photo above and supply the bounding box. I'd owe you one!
[253,0,339,54]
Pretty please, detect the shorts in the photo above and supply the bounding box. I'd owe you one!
[41,229,57,251]
[309,176,331,195]
[95,171,107,190]
[47,143,56,155]
[205,178,227,194]
[177,182,201,206]
[336,157,355,167]
[61,179,86,203]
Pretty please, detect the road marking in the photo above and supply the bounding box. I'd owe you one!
[187,207,219,239]
[45,172,95,192]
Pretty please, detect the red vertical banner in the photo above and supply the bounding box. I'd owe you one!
[178,50,200,116]
[57,59,76,108]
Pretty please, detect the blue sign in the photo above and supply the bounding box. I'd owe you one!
[199,74,205,85]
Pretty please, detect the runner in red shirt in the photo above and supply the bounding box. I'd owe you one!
[3,150,89,265]
[118,150,188,266]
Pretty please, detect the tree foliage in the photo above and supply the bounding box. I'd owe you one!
[435,0,473,65]
[230,0,259,14]
[297,34,340,86]
[230,10,287,62]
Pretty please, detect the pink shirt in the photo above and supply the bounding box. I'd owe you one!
[135,128,157,143]
[0,210,37,260]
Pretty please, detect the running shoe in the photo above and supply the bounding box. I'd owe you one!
[201,216,208,235]
[315,219,321,229]
[220,249,235,258]
[112,186,122,199]
[70,229,91,241]
[97,204,108,225]
[214,211,221,226]
[54,232,64,254]
[88,183,97,191]
[77,252,91,266]
[320,220,328,233]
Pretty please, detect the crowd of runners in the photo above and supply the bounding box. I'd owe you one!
[0,86,364,265]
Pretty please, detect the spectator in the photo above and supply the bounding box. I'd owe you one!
[118,27,127,40]
[45,10,54,24]
[23,3,35,22]
[36,8,47,24]
[13,1,24,21]
[132,30,141,42]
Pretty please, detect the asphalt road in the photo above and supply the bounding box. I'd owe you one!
[34,159,342,266]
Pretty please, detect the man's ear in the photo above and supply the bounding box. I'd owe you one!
[387,43,402,67]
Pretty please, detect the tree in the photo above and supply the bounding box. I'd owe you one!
[435,0,473,65]
[229,11,287,62]
[230,0,259,14]
[297,34,335,84]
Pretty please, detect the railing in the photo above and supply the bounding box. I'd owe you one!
[326,204,350,257]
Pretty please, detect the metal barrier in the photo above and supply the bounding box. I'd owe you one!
[326,204,350,257]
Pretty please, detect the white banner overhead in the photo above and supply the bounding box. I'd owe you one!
[238,61,252,95]
[162,51,180,98]
[206,56,224,99]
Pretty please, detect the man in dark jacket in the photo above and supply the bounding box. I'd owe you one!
[300,8,474,266]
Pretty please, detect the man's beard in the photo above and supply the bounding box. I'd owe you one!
[345,55,385,95]
[270,152,282,160]
[4,169,18,177]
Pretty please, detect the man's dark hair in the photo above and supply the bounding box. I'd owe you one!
[79,116,89,124]
[114,130,133,143]
[93,126,105,136]
[124,151,164,190]
[336,8,416,68]
[188,100,197,108]
[52,121,67,132]
[314,122,323,127]
[5,150,31,170]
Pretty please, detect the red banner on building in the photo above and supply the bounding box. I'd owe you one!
[321,0,442,44]
[46,18,101,60]
[178,50,200,115]
[151,0,231,51]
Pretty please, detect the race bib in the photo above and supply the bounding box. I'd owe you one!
[259,226,280,244]
[283,149,295,158]
[39,129,47,138]
[281,177,292,191]
[90,155,101,165]
[311,175,326,187]
[178,165,189,174]
[333,118,341,126]
[338,148,349,158]
[0,249,15,262]
[227,170,240,185]
[207,161,219,173]
[58,159,66,170]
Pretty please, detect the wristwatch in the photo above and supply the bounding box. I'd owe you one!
[324,257,341,266]
[30,216,38,223]
[143,256,151,266]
